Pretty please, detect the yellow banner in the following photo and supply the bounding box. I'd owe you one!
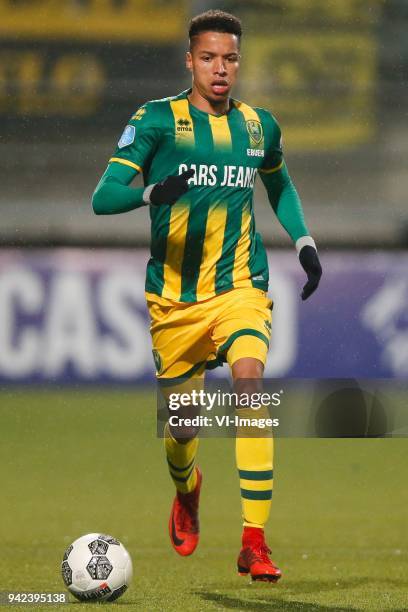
[236,0,382,25]
[0,49,105,116]
[0,0,188,42]
[241,33,377,151]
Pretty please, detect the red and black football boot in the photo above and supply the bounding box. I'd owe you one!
[237,526,282,582]
[168,467,202,556]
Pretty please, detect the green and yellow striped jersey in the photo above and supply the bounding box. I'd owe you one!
[109,89,283,303]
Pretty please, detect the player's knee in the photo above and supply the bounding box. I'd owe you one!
[167,402,201,443]
[233,375,264,411]
[232,357,264,381]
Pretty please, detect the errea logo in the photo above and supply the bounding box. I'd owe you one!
[177,118,193,132]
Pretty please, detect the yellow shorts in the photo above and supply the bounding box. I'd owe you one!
[146,287,273,381]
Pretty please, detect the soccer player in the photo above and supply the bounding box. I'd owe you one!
[92,9,322,582]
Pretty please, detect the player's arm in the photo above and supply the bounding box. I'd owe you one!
[260,163,322,300]
[92,163,194,214]
[258,110,322,300]
[92,103,193,214]
[92,162,146,214]
[260,161,307,243]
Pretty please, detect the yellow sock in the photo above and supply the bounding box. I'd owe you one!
[164,423,198,494]
[235,408,274,528]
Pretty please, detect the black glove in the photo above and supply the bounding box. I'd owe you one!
[299,245,322,300]
[144,169,195,206]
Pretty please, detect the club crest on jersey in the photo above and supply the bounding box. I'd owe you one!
[177,118,193,132]
[246,120,264,146]
[118,125,135,148]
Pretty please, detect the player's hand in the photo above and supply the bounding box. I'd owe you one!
[299,245,322,300]
[144,169,195,206]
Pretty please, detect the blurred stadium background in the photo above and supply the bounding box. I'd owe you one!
[1,4,407,610]
[1,0,408,383]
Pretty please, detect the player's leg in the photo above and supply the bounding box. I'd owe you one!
[211,288,281,581]
[163,376,203,495]
[147,294,210,556]
[165,424,199,493]
[232,357,273,531]
[162,376,204,556]
[231,357,280,582]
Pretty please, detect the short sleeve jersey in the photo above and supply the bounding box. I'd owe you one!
[110,89,283,303]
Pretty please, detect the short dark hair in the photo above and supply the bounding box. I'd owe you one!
[189,9,242,48]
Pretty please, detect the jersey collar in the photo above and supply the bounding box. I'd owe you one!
[180,88,236,118]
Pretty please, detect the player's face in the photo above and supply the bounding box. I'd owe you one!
[186,31,240,104]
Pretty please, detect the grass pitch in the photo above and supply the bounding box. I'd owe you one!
[0,389,407,611]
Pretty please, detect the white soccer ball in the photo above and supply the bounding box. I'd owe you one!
[61,533,133,602]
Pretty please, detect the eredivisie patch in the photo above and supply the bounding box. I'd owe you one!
[118,125,135,149]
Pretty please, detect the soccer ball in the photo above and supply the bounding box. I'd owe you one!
[61,533,133,602]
